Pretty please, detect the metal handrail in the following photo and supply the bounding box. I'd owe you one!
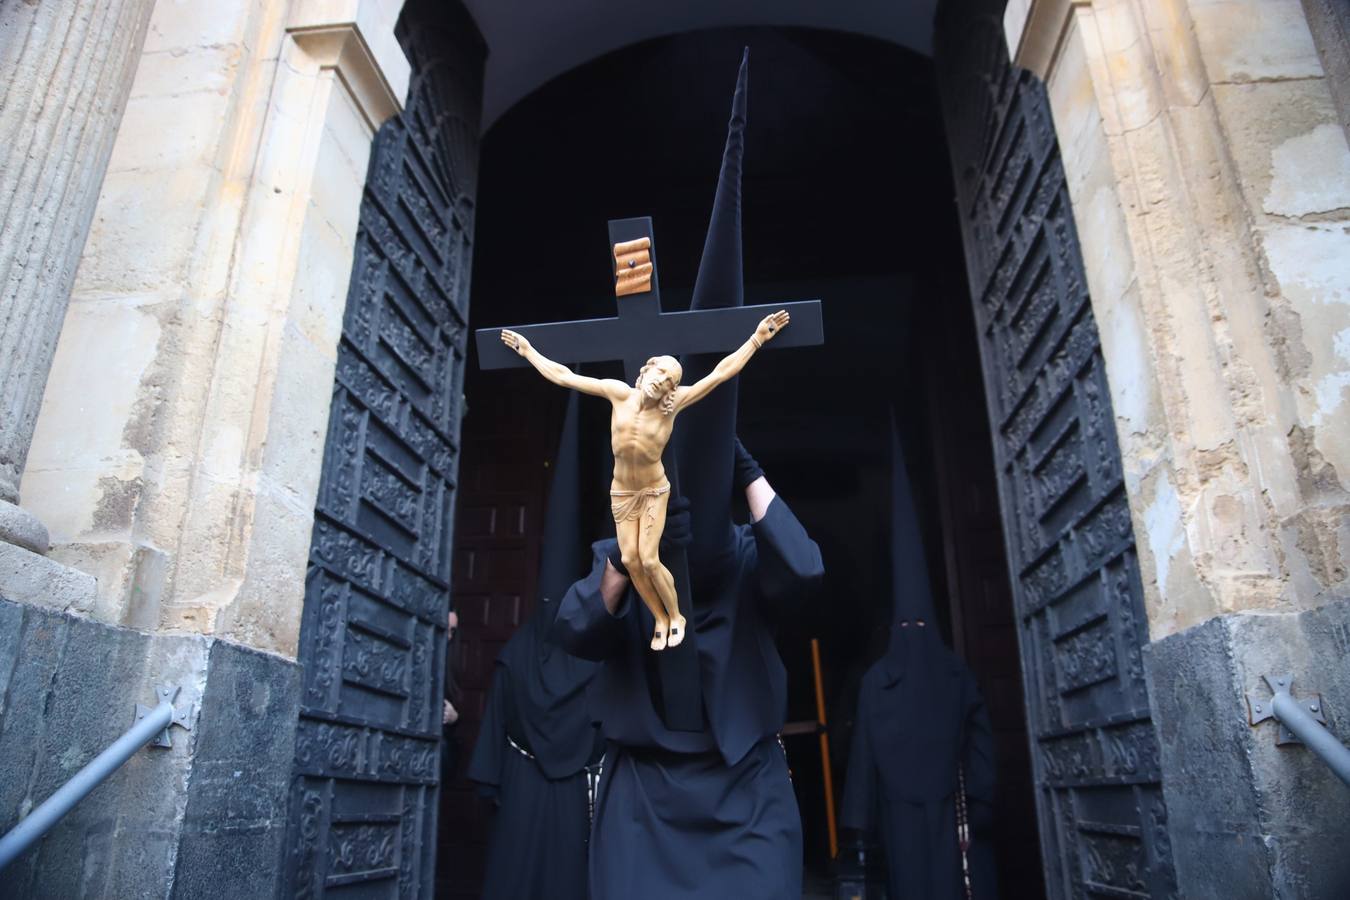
[0,685,190,871]
[1247,674,1350,787]
[1271,686,1350,786]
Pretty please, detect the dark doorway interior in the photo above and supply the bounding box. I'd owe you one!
[440,27,1045,898]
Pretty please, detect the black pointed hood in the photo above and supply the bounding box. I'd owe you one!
[534,390,583,646]
[881,408,958,687]
[689,47,748,314]
[495,391,602,779]
[889,408,937,628]
[678,49,750,580]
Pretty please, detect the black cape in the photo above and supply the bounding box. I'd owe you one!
[551,50,823,900]
[466,394,604,900]
[839,413,998,900]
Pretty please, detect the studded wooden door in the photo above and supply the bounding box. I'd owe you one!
[934,3,1178,897]
[284,7,484,898]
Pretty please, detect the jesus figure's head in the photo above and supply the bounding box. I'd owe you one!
[636,356,681,415]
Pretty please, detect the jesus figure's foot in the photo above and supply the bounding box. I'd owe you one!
[665,614,688,648]
[650,625,669,652]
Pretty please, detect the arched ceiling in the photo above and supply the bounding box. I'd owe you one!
[459,0,939,128]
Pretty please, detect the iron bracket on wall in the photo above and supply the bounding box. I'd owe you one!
[137,683,194,748]
[1246,673,1350,786]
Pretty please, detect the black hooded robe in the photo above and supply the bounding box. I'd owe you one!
[467,652,604,900]
[552,495,821,900]
[841,636,998,900]
[466,394,606,900]
[839,413,999,900]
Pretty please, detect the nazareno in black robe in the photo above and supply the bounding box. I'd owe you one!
[551,49,824,900]
[554,494,822,900]
[840,412,999,900]
[466,394,605,900]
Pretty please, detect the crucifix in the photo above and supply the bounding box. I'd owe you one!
[475,216,824,731]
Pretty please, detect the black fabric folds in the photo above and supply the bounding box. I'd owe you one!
[589,739,801,900]
[470,669,595,900]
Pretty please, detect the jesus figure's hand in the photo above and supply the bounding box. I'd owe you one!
[754,310,790,345]
[500,329,532,356]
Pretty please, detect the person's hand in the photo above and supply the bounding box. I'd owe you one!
[500,329,531,356]
[660,495,692,552]
[753,310,789,345]
[443,700,459,725]
[732,438,765,492]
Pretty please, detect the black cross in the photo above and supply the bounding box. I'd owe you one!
[475,217,824,731]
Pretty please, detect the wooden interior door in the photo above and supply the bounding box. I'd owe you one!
[436,370,562,897]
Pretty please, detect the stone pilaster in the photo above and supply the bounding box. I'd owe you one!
[1003,0,1350,634]
[0,0,156,554]
[21,0,408,656]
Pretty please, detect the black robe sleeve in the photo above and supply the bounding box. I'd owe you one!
[550,540,633,662]
[751,494,824,623]
[467,666,509,803]
[840,680,878,833]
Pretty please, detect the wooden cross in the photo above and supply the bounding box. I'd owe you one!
[475,216,824,730]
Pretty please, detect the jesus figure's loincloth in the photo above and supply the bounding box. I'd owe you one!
[609,480,670,526]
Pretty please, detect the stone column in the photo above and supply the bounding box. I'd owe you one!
[1004,0,1350,895]
[0,0,156,554]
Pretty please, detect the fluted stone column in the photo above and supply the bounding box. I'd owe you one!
[0,0,156,554]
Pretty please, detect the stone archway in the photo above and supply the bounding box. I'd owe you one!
[288,2,1181,897]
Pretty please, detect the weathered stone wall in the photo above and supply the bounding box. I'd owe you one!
[1145,598,1350,898]
[20,0,410,659]
[1005,1,1350,895]
[0,597,299,899]
[1005,0,1350,637]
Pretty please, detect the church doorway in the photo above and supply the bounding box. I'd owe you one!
[440,27,1046,897]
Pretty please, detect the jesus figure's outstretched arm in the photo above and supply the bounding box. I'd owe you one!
[500,330,628,401]
[674,311,789,411]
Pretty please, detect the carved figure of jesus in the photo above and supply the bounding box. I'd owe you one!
[500,310,790,651]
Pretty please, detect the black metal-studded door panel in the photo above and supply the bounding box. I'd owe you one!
[285,12,483,897]
[935,4,1178,898]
